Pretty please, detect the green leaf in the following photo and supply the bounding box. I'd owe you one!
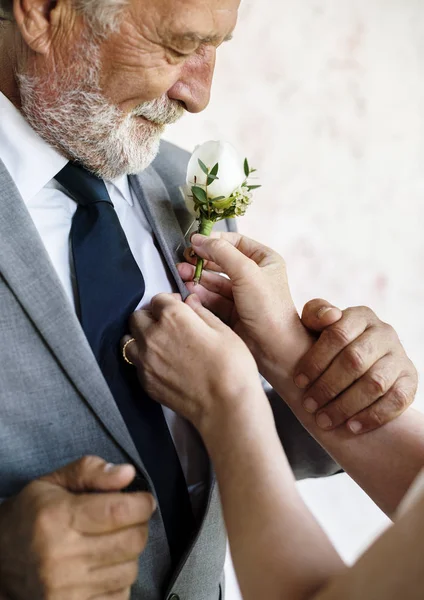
[198,159,209,175]
[211,196,226,201]
[207,174,219,185]
[191,185,208,203]
[247,185,262,191]
[244,158,250,178]
[207,162,220,186]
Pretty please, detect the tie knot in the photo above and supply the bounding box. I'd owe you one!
[55,163,113,207]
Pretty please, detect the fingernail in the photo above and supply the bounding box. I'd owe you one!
[191,234,204,246]
[303,398,318,414]
[317,306,337,319]
[349,421,363,434]
[104,463,133,473]
[316,413,333,430]
[294,374,310,389]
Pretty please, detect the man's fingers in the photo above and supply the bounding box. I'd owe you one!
[294,307,378,389]
[88,560,139,594]
[93,590,131,599]
[177,263,234,300]
[301,327,394,414]
[149,293,183,321]
[42,456,136,494]
[345,374,417,435]
[311,354,402,431]
[301,299,343,332]
[72,491,156,535]
[85,524,149,566]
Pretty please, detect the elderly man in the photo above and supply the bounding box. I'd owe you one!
[0,0,417,599]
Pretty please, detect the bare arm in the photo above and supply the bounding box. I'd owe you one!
[127,293,424,600]
[183,232,423,517]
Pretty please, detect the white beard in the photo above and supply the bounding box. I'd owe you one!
[17,37,184,180]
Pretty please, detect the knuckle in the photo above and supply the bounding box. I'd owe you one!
[348,305,376,320]
[129,525,149,554]
[341,346,365,373]
[78,455,98,472]
[321,325,351,349]
[33,505,55,540]
[302,356,324,380]
[329,400,351,423]
[365,371,388,397]
[365,405,385,428]
[112,562,138,588]
[390,385,412,412]
[382,322,400,343]
[314,377,338,401]
[108,498,131,528]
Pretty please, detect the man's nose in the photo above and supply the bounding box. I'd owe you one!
[168,47,217,114]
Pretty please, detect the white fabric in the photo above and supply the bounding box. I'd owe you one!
[0,92,208,513]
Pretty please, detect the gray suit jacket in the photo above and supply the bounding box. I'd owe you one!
[0,140,339,600]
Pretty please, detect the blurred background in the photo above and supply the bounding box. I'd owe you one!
[163,1,424,597]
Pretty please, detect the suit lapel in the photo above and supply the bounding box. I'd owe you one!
[0,159,145,472]
[130,167,193,301]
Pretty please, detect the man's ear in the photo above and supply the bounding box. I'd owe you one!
[13,0,67,54]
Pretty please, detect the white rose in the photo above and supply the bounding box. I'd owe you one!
[186,140,246,199]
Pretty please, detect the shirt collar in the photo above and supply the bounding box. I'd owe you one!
[0,92,133,207]
[0,92,68,204]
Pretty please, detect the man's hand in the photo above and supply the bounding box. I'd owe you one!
[0,456,156,600]
[294,299,418,434]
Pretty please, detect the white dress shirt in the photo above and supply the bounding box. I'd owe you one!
[0,92,208,515]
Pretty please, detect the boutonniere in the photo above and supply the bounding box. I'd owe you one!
[181,141,261,283]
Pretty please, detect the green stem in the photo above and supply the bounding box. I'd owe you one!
[194,218,214,283]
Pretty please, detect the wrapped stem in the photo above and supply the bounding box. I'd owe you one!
[194,218,214,283]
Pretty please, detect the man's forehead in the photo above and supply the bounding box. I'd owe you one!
[157,0,239,40]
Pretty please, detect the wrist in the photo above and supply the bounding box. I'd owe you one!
[196,382,270,450]
[257,315,314,382]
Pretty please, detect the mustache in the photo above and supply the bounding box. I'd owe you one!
[132,96,185,125]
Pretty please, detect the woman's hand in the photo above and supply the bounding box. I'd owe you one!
[180,232,308,380]
[179,232,416,434]
[123,293,267,438]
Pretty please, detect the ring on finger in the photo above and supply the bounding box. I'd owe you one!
[122,338,137,366]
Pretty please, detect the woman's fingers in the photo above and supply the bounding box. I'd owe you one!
[187,232,277,282]
[185,294,228,331]
[183,247,223,273]
[184,283,234,324]
[177,263,234,299]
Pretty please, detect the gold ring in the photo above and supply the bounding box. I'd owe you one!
[122,338,136,366]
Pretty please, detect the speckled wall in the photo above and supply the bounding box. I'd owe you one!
[164,1,424,596]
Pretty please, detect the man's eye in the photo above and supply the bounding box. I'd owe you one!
[168,47,197,59]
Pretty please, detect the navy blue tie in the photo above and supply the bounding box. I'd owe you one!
[55,162,195,566]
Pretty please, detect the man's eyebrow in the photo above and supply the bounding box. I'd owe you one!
[171,32,234,44]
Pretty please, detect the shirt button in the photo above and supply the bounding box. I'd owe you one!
[168,595,180,600]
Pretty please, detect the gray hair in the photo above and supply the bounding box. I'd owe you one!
[0,0,128,34]
[74,0,129,34]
